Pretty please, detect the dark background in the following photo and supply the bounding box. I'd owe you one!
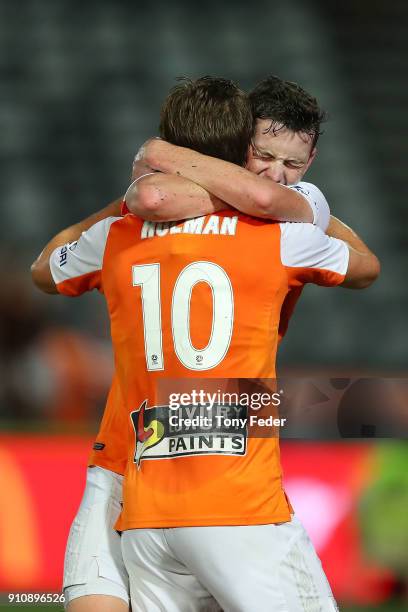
[1,0,406,374]
[0,2,407,607]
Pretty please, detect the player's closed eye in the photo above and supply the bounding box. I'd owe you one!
[285,161,305,169]
[251,142,268,157]
[251,147,274,161]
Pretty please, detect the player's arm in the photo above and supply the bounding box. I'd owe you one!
[31,197,123,294]
[125,173,228,221]
[326,215,380,289]
[126,165,329,227]
[282,222,380,292]
[124,145,223,220]
[140,138,317,224]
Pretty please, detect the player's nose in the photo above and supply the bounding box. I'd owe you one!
[263,163,286,184]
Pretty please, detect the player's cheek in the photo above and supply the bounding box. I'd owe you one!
[245,155,259,172]
[287,168,302,186]
[247,159,266,176]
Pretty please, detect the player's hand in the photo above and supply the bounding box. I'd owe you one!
[131,138,162,180]
[139,138,179,173]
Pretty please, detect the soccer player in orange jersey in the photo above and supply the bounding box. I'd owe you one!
[32,78,338,612]
[32,77,379,611]
[126,76,363,342]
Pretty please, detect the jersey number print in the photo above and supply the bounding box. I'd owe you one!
[132,261,234,371]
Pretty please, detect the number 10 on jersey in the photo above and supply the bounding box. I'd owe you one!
[132,261,234,372]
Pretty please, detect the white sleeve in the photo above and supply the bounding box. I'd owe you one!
[49,216,120,295]
[287,182,331,232]
[280,222,349,286]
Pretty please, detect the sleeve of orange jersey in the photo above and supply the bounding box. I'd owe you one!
[49,216,121,296]
[279,222,350,288]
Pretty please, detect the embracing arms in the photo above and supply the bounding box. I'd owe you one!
[31,197,123,294]
[126,139,316,224]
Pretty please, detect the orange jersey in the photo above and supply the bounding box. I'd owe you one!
[89,284,299,476]
[89,200,133,475]
[89,181,328,475]
[50,212,348,529]
[88,197,128,474]
[88,375,129,474]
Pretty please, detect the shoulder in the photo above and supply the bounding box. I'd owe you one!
[292,181,324,199]
[290,182,330,231]
[279,222,348,276]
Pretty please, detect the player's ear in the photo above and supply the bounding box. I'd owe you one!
[305,147,317,173]
[309,147,317,164]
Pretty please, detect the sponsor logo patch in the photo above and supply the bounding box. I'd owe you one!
[130,400,247,467]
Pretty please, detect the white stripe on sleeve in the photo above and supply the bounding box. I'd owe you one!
[50,216,121,286]
[280,222,349,275]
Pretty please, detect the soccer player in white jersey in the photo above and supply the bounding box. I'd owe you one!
[31,76,379,612]
[127,76,355,262]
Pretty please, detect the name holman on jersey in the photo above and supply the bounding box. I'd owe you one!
[140,216,239,239]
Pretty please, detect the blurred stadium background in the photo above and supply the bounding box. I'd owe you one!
[0,0,407,609]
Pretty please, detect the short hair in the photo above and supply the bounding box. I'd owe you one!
[159,76,253,167]
[249,75,327,147]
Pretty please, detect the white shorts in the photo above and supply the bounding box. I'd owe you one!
[63,466,129,607]
[121,516,338,612]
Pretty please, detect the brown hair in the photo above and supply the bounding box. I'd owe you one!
[160,76,253,166]
[249,75,327,147]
